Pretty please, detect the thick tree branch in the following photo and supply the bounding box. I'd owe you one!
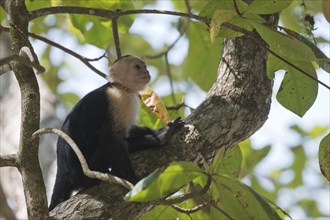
[6,1,48,218]
[0,47,45,75]
[0,154,17,167]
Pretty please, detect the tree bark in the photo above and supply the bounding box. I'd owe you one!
[50,27,273,218]
[1,0,49,218]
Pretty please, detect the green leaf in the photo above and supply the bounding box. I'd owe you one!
[276,61,318,117]
[319,133,330,181]
[183,22,222,91]
[250,22,317,62]
[210,9,237,43]
[124,162,204,202]
[210,175,281,219]
[70,15,114,48]
[288,145,306,188]
[0,7,7,23]
[210,146,242,178]
[239,140,271,178]
[267,54,283,78]
[59,92,80,110]
[266,198,293,219]
[25,0,51,10]
[140,205,189,220]
[215,15,260,39]
[318,58,330,73]
[282,27,330,74]
[244,0,292,14]
[65,0,135,48]
[199,0,248,18]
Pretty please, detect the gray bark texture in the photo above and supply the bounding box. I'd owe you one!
[50,33,273,219]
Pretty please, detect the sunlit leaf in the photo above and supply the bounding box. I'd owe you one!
[211,175,281,219]
[210,146,242,178]
[266,198,293,219]
[183,22,221,91]
[25,0,51,10]
[0,7,7,23]
[282,27,330,73]
[250,21,317,62]
[210,9,237,43]
[140,205,189,220]
[319,133,330,181]
[276,62,318,117]
[140,86,169,125]
[63,0,135,49]
[215,15,260,39]
[244,0,292,14]
[267,54,284,78]
[124,162,204,202]
[288,145,306,188]
[239,140,271,178]
[199,0,248,18]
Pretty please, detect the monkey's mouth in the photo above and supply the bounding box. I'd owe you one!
[141,75,151,82]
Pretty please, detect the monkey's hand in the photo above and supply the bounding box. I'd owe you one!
[158,117,184,145]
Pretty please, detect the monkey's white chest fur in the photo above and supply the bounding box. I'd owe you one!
[107,87,138,136]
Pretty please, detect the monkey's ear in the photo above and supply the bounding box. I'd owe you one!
[139,86,169,125]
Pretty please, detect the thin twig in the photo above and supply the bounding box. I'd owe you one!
[32,128,134,190]
[268,49,330,90]
[164,54,177,104]
[29,7,210,24]
[0,25,108,79]
[24,6,330,90]
[86,52,108,62]
[111,17,121,58]
[0,53,44,75]
[166,102,187,111]
[221,23,330,90]
[171,202,210,214]
[158,173,212,205]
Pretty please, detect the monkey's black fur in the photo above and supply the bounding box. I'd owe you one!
[49,82,178,211]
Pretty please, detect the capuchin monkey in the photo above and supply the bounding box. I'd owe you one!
[49,55,182,211]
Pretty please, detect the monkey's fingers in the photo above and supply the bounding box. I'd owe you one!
[159,117,184,145]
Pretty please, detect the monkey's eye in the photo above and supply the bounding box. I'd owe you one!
[135,64,141,69]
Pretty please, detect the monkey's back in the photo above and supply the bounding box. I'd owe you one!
[49,83,113,210]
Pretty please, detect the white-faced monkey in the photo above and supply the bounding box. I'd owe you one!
[49,55,182,211]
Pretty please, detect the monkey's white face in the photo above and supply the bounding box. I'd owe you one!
[110,56,150,92]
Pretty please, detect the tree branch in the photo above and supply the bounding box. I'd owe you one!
[0,154,17,167]
[111,17,121,58]
[32,128,133,190]
[158,174,211,206]
[0,25,108,79]
[0,54,43,75]
[7,1,48,218]
[29,7,209,24]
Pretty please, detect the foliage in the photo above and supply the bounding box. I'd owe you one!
[125,147,283,219]
[124,124,329,219]
[1,0,329,219]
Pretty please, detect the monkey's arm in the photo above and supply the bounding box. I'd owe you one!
[127,117,183,153]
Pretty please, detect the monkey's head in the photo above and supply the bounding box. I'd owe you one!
[109,55,150,92]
